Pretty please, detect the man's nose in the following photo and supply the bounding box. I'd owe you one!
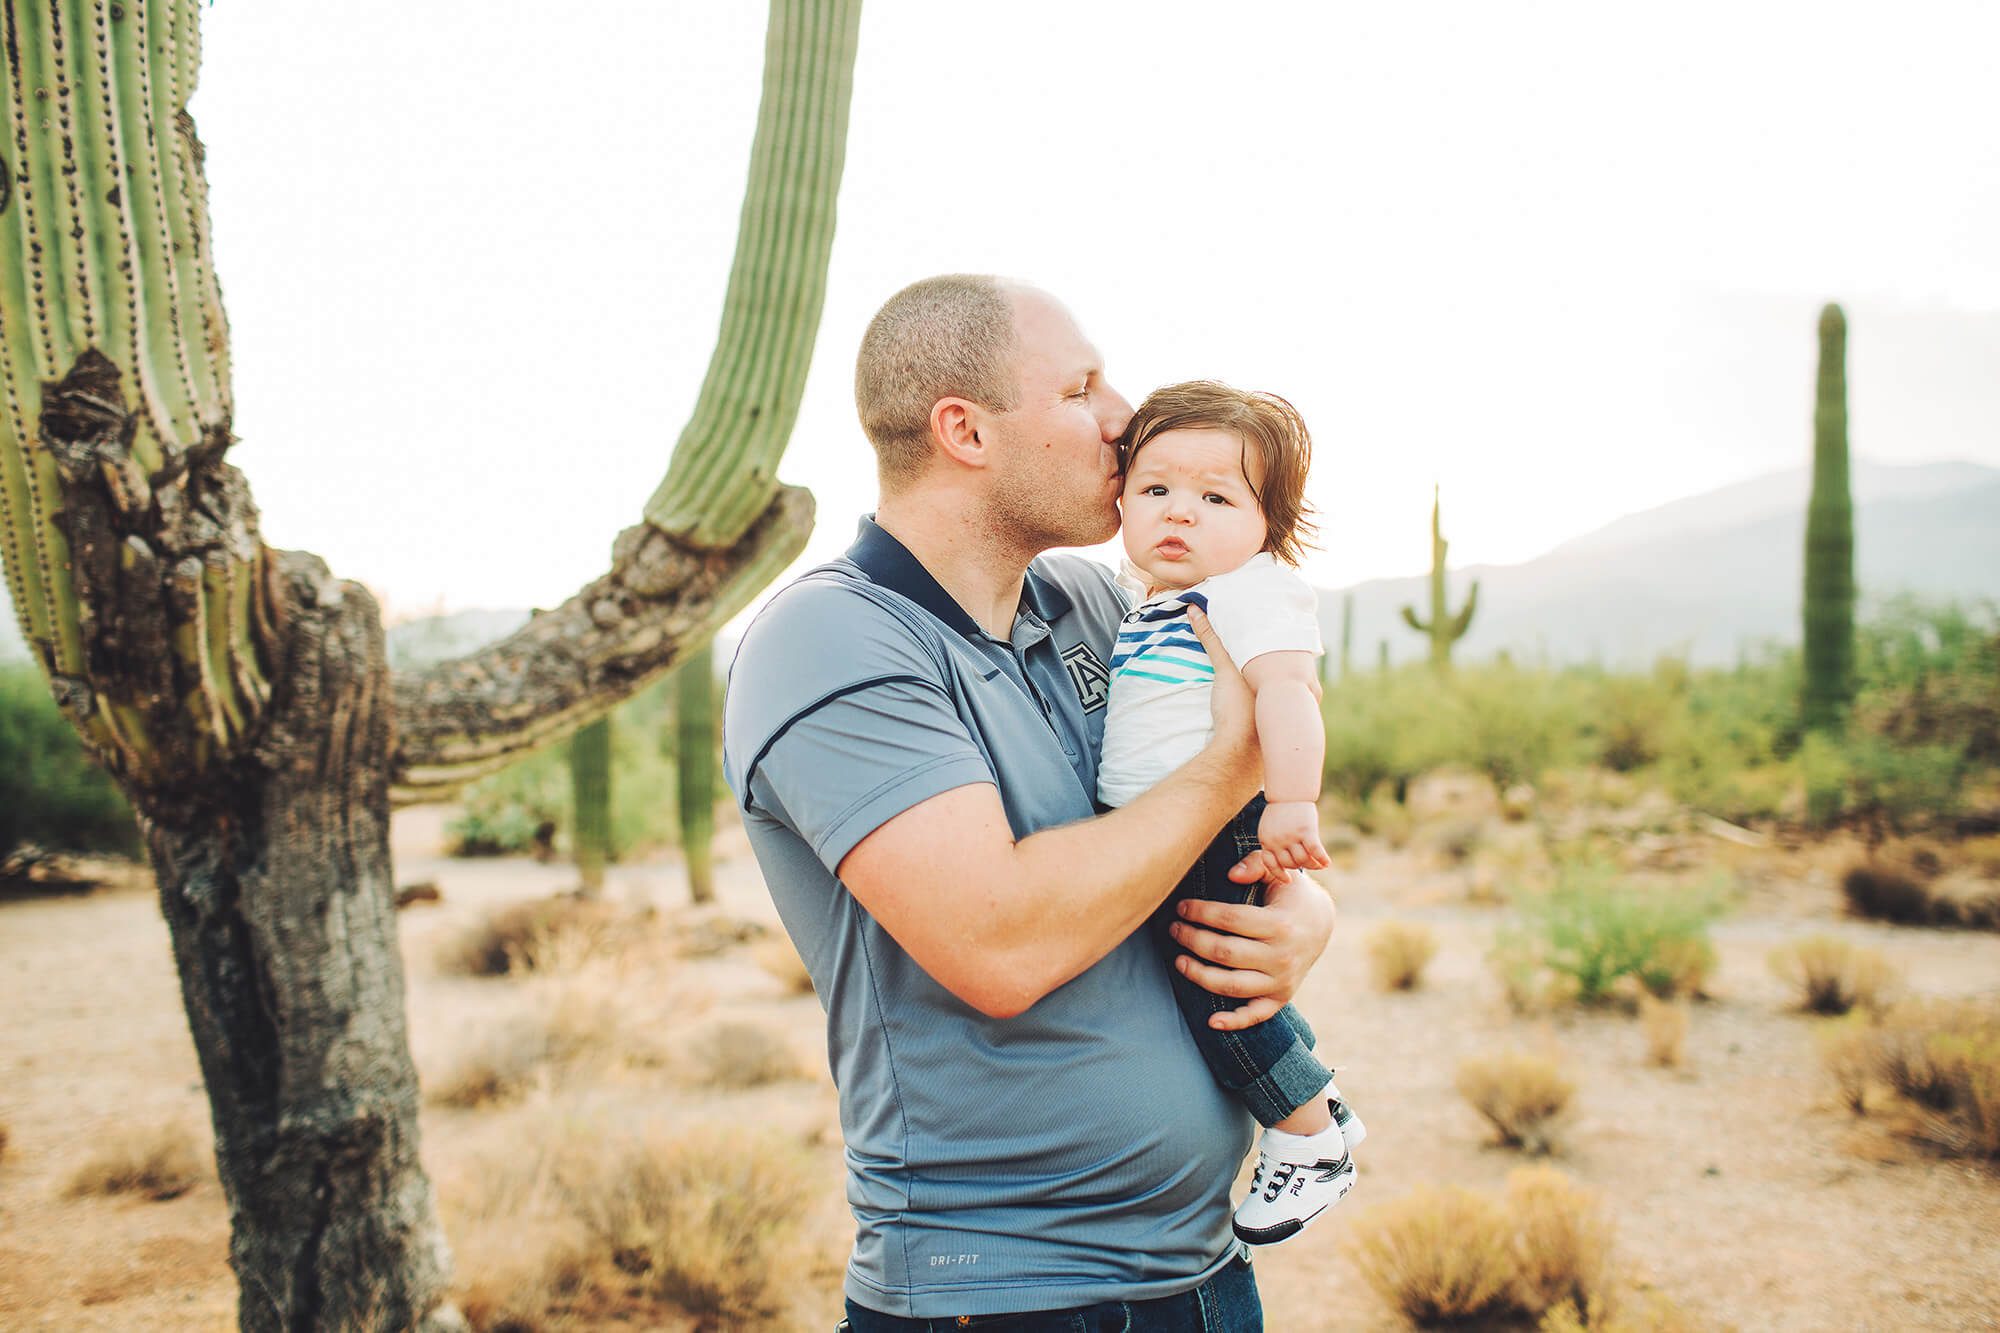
[1097,382,1134,443]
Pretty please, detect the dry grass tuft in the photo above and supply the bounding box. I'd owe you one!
[1507,1166,1617,1318]
[451,1122,820,1328]
[1818,999,2000,1157]
[64,1122,203,1200]
[437,895,632,978]
[753,937,815,996]
[679,1021,805,1090]
[1457,1048,1575,1154]
[1348,1184,1520,1324]
[1768,935,1899,1016]
[1349,1167,1647,1329]
[428,980,648,1109]
[0,1121,9,1164]
[1366,921,1440,991]
[1637,993,1688,1068]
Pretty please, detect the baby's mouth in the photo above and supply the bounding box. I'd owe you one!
[1156,537,1189,558]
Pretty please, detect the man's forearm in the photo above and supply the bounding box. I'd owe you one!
[976,746,1256,1015]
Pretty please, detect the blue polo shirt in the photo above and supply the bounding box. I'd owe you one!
[722,517,1252,1318]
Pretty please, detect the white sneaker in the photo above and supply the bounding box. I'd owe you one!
[1327,1082,1367,1155]
[1232,1103,1359,1246]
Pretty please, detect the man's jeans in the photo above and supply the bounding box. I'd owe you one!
[838,1252,1263,1332]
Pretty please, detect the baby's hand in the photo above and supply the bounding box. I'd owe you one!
[1258,801,1331,872]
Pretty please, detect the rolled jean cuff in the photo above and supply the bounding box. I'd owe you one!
[1238,1035,1335,1129]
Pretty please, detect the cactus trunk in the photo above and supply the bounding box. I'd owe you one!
[676,644,717,904]
[1802,303,1855,733]
[1339,590,1353,679]
[1399,485,1478,670]
[569,714,612,895]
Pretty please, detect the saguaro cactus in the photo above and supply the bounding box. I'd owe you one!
[1400,486,1479,669]
[1340,590,1354,679]
[676,644,717,905]
[1802,302,1855,733]
[0,1,862,1327]
[570,714,612,894]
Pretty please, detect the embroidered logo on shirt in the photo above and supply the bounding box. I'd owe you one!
[1060,642,1111,712]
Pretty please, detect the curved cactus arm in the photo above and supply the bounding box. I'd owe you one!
[1448,579,1479,641]
[1400,604,1429,634]
[390,485,812,804]
[643,0,863,549]
[390,0,858,796]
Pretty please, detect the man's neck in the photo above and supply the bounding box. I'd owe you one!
[873,499,1032,639]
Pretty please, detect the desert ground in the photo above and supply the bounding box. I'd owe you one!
[2,791,1997,1332]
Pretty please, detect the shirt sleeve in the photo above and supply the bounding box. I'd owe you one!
[1201,558,1322,669]
[724,576,996,875]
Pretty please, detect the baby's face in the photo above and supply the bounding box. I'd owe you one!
[1119,428,1269,592]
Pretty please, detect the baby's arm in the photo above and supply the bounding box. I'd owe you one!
[1241,650,1331,873]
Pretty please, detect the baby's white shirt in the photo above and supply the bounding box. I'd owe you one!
[1095,552,1322,809]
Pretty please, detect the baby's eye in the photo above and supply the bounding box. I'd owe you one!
[1142,484,1168,498]
[1203,492,1230,505]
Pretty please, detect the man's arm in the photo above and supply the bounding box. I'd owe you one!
[837,607,1266,1019]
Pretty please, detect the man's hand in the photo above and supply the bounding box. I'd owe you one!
[1185,606,1261,804]
[1256,800,1331,872]
[1169,870,1335,1030]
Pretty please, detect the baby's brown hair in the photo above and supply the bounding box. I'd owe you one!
[1119,380,1319,567]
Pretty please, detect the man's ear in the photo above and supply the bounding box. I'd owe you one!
[930,397,993,470]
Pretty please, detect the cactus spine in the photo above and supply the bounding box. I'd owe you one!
[1399,486,1479,669]
[569,714,612,894]
[1802,303,1855,732]
[676,643,717,904]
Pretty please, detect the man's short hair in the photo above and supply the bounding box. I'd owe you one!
[1120,381,1320,567]
[855,275,1020,488]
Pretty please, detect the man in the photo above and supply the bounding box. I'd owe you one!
[722,275,1334,1331]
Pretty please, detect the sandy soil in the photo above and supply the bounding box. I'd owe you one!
[2,807,1997,1331]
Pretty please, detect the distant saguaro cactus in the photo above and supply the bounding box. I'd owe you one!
[1400,486,1479,669]
[0,1,862,1326]
[1802,303,1855,732]
[1340,591,1354,679]
[570,715,612,894]
[676,644,717,904]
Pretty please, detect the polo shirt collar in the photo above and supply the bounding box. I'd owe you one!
[847,516,1072,641]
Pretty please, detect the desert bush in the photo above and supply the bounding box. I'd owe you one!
[1637,993,1688,1068]
[1506,1166,1617,1318]
[1822,999,2000,1157]
[0,662,140,859]
[1841,857,1937,924]
[453,1123,818,1327]
[680,1021,804,1090]
[1348,1184,1520,1325]
[753,937,815,995]
[1367,921,1440,991]
[0,1121,9,1164]
[1349,1168,1635,1328]
[1457,1048,1575,1154]
[438,896,630,978]
[1767,935,1899,1015]
[65,1123,203,1200]
[1495,864,1720,1007]
[1818,1016,1876,1114]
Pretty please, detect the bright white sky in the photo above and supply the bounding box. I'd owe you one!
[189,1,2000,624]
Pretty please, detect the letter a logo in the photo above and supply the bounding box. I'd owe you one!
[1061,642,1111,713]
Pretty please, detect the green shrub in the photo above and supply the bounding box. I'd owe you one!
[0,663,139,858]
[1496,863,1721,1005]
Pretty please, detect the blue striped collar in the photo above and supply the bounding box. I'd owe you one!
[846,516,1073,642]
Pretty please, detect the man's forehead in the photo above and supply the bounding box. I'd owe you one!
[1009,287,1100,372]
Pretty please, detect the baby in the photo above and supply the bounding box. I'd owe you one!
[1096,380,1364,1246]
